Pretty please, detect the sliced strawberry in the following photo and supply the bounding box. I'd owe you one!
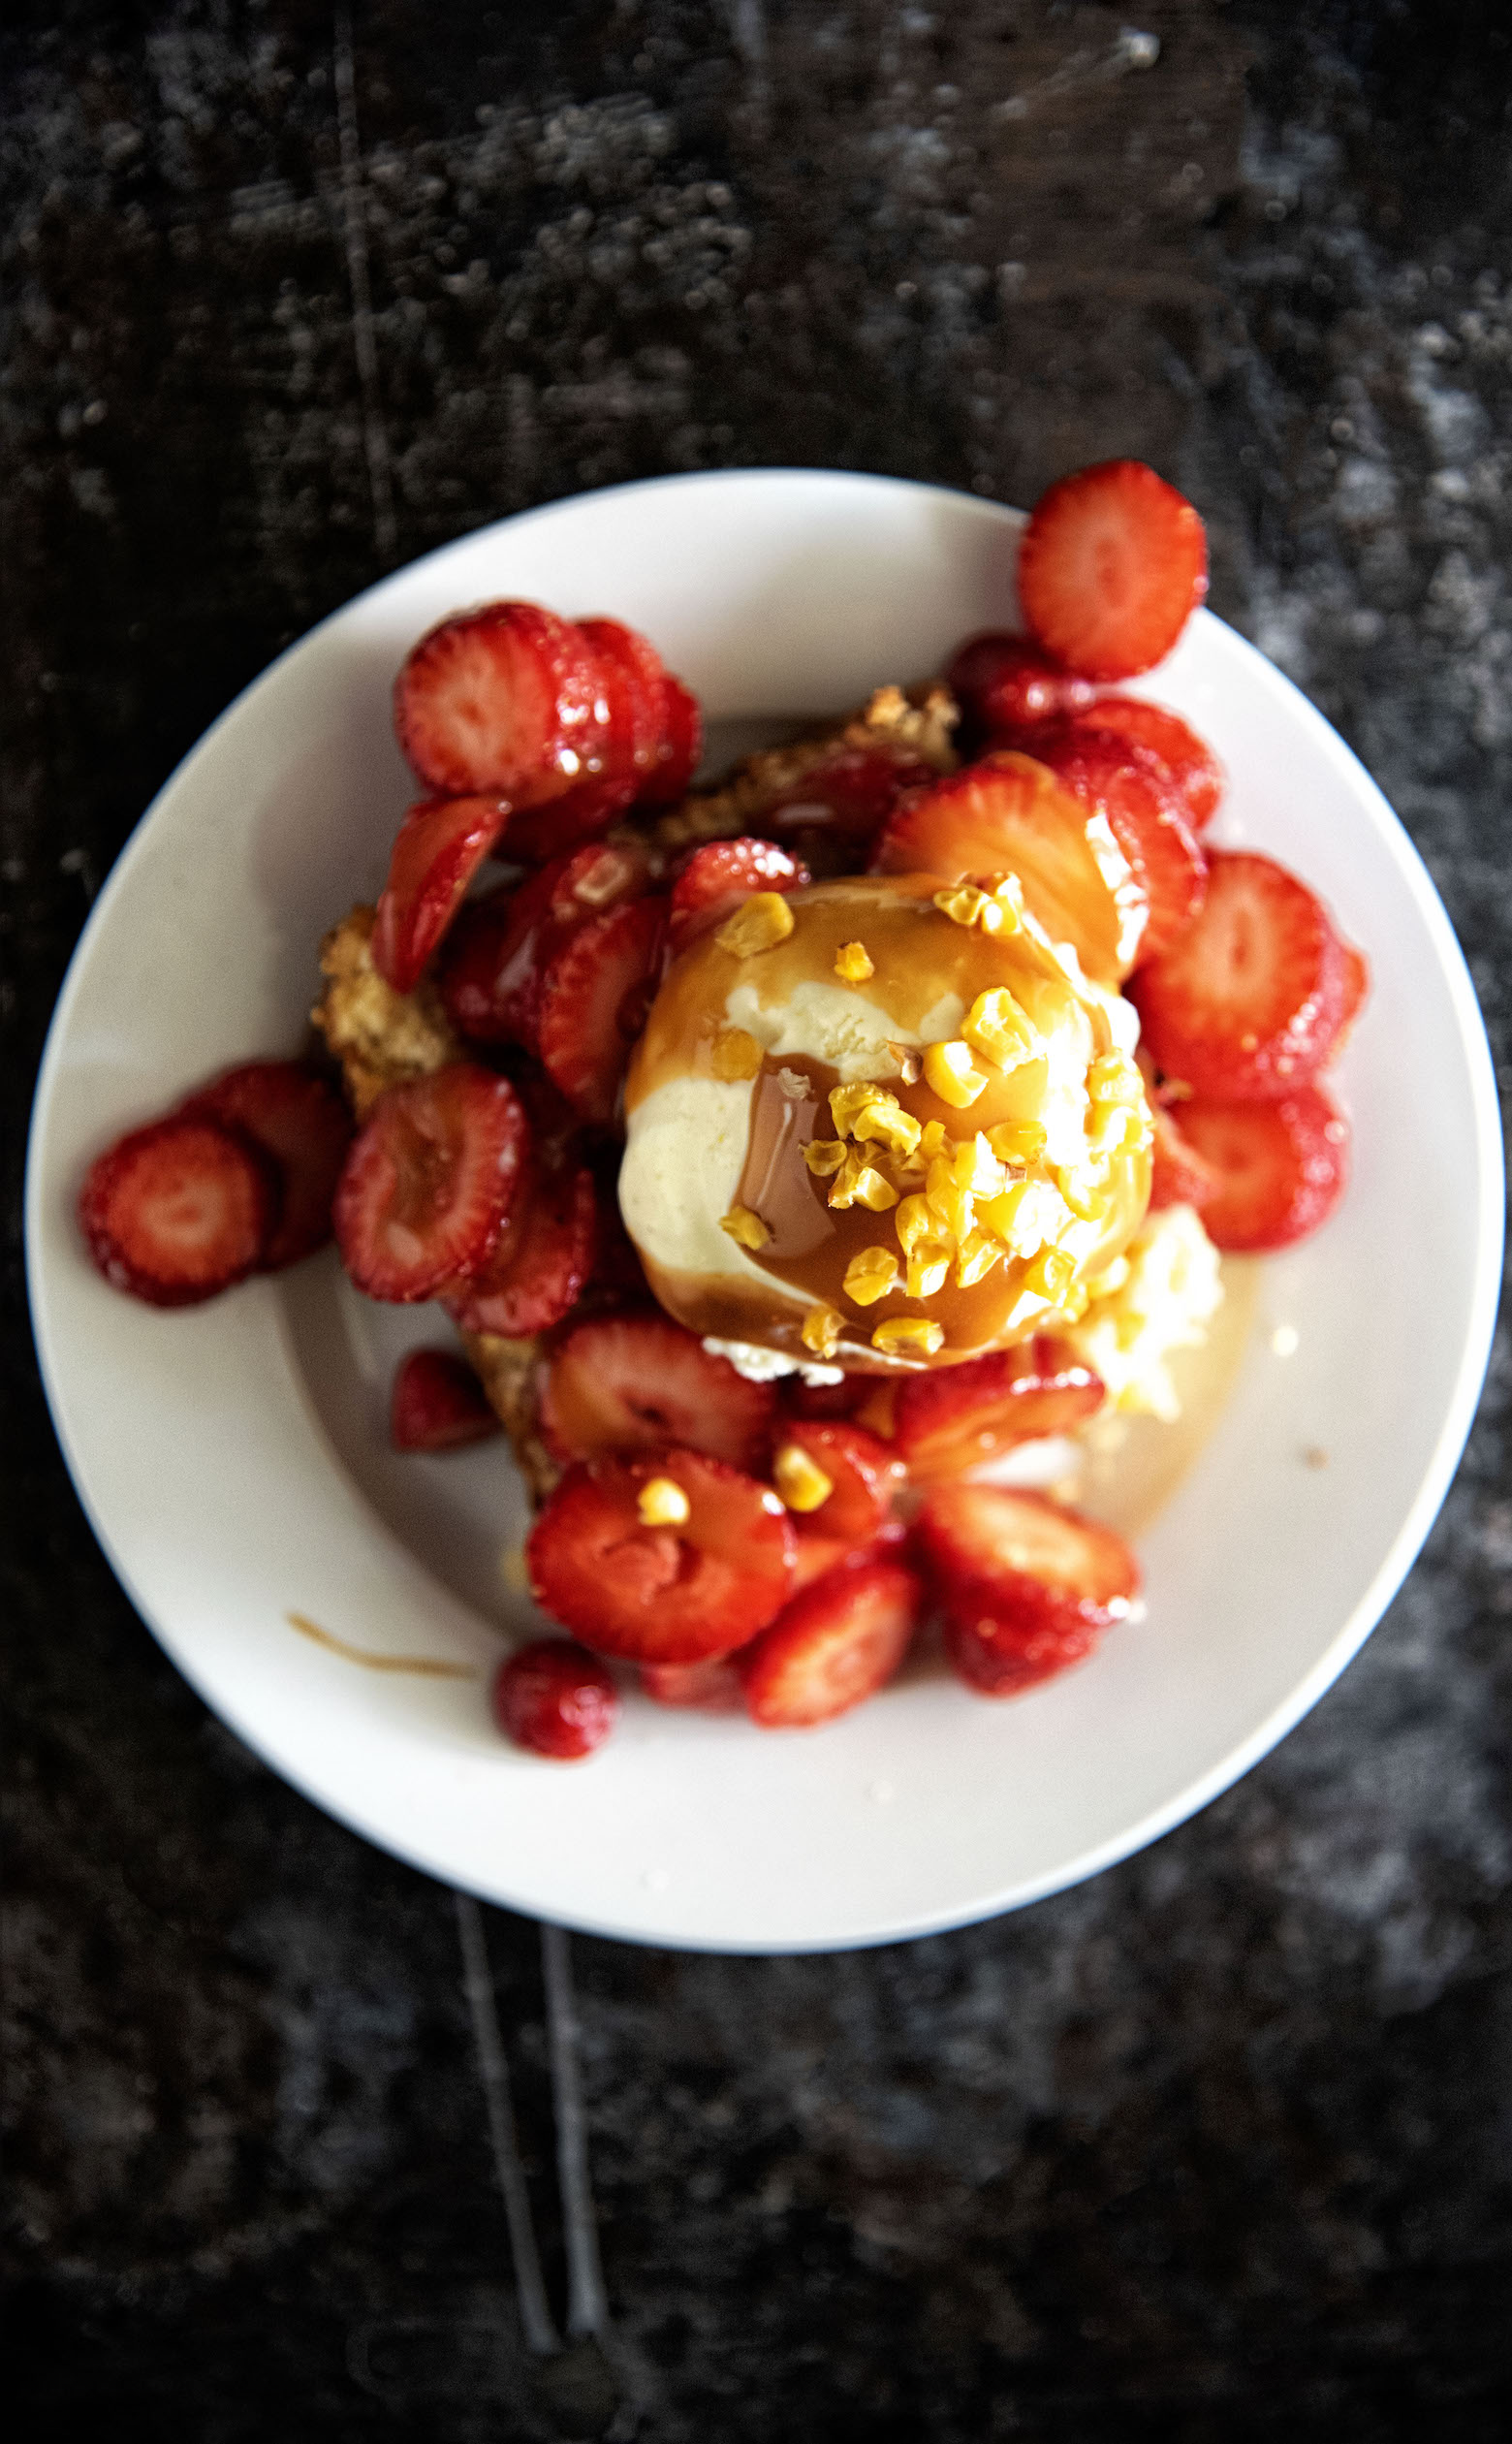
[1072,697,1225,830]
[894,1337,1105,1480]
[580,616,667,778]
[526,1449,795,1663]
[541,1311,777,1471]
[438,840,655,1050]
[919,1482,1140,1644]
[945,633,1096,742]
[772,1419,904,1544]
[669,837,809,948]
[493,1637,619,1759]
[871,748,1148,983]
[779,1373,871,1423]
[760,745,939,861]
[180,1060,352,1270]
[503,619,660,859]
[1333,943,1370,1057]
[394,602,604,807]
[1036,731,1207,965]
[1131,851,1351,1098]
[79,1114,274,1307]
[370,795,511,994]
[637,674,704,808]
[639,1655,747,1710]
[333,1063,529,1302]
[851,1380,898,1442]
[390,1348,501,1451]
[944,1609,1100,1698]
[1147,1100,1221,1213]
[1017,460,1209,681]
[444,1150,596,1336]
[788,1520,908,1593]
[536,895,669,1124]
[1170,1088,1349,1252]
[740,1557,924,1729]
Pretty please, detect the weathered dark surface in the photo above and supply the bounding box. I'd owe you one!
[4,3,1510,2436]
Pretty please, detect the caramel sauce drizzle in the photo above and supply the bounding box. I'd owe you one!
[285,1612,478,1678]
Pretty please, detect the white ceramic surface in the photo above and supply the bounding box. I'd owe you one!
[26,470,1504,1953]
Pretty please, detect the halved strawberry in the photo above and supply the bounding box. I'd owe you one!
[1131,851,1352,1098]
[390,1348,501,1451]
[1170,1088,1349,1252]
[493,1638,619,1759]
[1035,731,1207,965]
[919,1482,1139,1643]
[944,1609,1100,1698]
[370,795,511,994]
[527,1449,795,1663]
[759,746,939,861]
[871,749,1148,983]
[536,895,669,1124]
[1147,1100,1220,1213]
[894,1338,1105,1480]
[1072,697,1225,830]
[1017,460,1209,681]
[740,1557,924,1729]
[772,1420,905,1544]
[541,1311,777,1471]
[79,1114,275,1307]
[180,1060,352,1270]
[394,602,604,807]
[945,633,1096,742]
[443,1150,596,1336]
[637,674,704,808]
[669,837,809,948]
[333,1063,529,1302]
[639,1655,747,1710]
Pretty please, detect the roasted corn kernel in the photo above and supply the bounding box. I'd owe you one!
[835,939,875,983]
[829,1149,898,1212]
[872,1317,945,1357]
[829,1082,922,1161]
[962,987,1038,1073]
[955,1228,1004,1289]
[986,1119,1049,1165]
[1087,1051,1143,1103]
[773,1443,835,1513]
[933,881,1005,935]
[803,1138,848,1177]
[1024,1244,1077,1307]
[715,891,796,957]
[720,1204,771,1250]
[638,1476,690,1528]
[906,1239,953,1300]
[801,1304,843,1359]
[923,1038,990,1108]
[711,1027,764,1081]
[843,1246,900,1306]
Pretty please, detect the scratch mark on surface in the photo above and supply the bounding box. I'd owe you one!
[333,7,398,560]
[455,1892,561,2358]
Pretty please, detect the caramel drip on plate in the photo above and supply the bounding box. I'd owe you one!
[286,1612,478,1678]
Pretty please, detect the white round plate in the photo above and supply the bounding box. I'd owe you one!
[27,471,1504,1952]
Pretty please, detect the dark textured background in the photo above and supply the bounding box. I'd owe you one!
[5,4,1511,2436]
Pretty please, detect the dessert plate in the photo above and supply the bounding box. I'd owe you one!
[26,471,1503,1952]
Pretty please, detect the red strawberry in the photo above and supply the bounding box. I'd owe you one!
[370,795,511,994]
[1147,1100,1221,1213]
[639,1655,747,1710]
[894,1337,1105,1480]
[502,617,665,859]
[772,1420,904,1544]
[740,1557,924,1729]
[1334,943,1370,1056]
[444,1150,596,1336]
[779,1374,872,1423]
[580,616,667,779]
[944,1610,1100,1698]
[1170,1088,1349,1252]
[1131,851,1352,1098]
[637,674,704,808]
[390,1348,501,1451]
[1035,731,1207,966]
[669,837,809,948]
[438,840,654,1050]
[760,745,939,860]
[394,601,604,807]
[945,633,1096,740]
[536,895,669,1124]
[921,1484,1140,1681]
[333,1063,529,1302]
[871,749,1147,984]
[79,1114,275,1307]
[1017,460,1209,681]
[493,1637,620,1760]
[1072,697,1225,829]
[527,1449,795,1663]
[181,1060,352,1270]
[541,1311,777,1472]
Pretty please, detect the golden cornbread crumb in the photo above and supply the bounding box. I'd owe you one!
[649,682,960,851]
[312,905,459,1119]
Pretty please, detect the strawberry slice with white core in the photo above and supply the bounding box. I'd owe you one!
[333,1063,529,1302]
[944,1608,1101,1698]
[1170,1088,1349,1252]
[669,837,809,948]
[443,1151,596,1336]
[1017,460,1209,681]
[493,1638,620,1759]
[439,841,655,1050]
[371,794,511,994]
[541,1311,777,1472]
[788,1521,908,1594]
[639,1655,747,1710]
[772,1419,904,1544]
[872,748,1148,984]
[79,1113,275,1307]
[527,1449,795,1663]
[894,1337,1105,1480]
[919,1482,1140,1643]
[180,1060,352,1270]
[740,1557,924,1729]
[945,633,1097,740]
[1131,850,1351,1099]
[638,674,704,808]
[394,601,605,807]
[536,895,669,1124]
[1072,697,1225,830]
[1036,731,1207,965]
[391,1348,501,1451]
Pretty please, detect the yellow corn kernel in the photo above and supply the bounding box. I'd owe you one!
[835,938,875,983]
[925,1154,975,1249]
[1058,1280,1090,1323]
[720,1204,771,1251]
[895,1192,935,1254]
[1024,1245,1077,1308]
[987,1119,1049,1166]
[961,987,1038,1074]
[829,1149,898,1213]
[1087,1051,1143,1103]
[1057,1159,1114,1222]
[843,1246,900,1306]
[980,1176,1071,1258]
[638,1476,690,1528]
[1088,1100,1150,1159]
[933,881,1005,935]
[923,1039,990,1108]
[918,1119,950,1164]
[955,1228,1004,1289]
[773,1442,835,1513]
[801,1304,843,1359]
[1083,1255,1131,1303]
[711,1027,764,1081]
[872,1317,945,1358]
[906,1239,953,1299]
[803,1137,848,1177]
[983,870,1025,925]
[715,891,796,957]
[829,1082,922,1161]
